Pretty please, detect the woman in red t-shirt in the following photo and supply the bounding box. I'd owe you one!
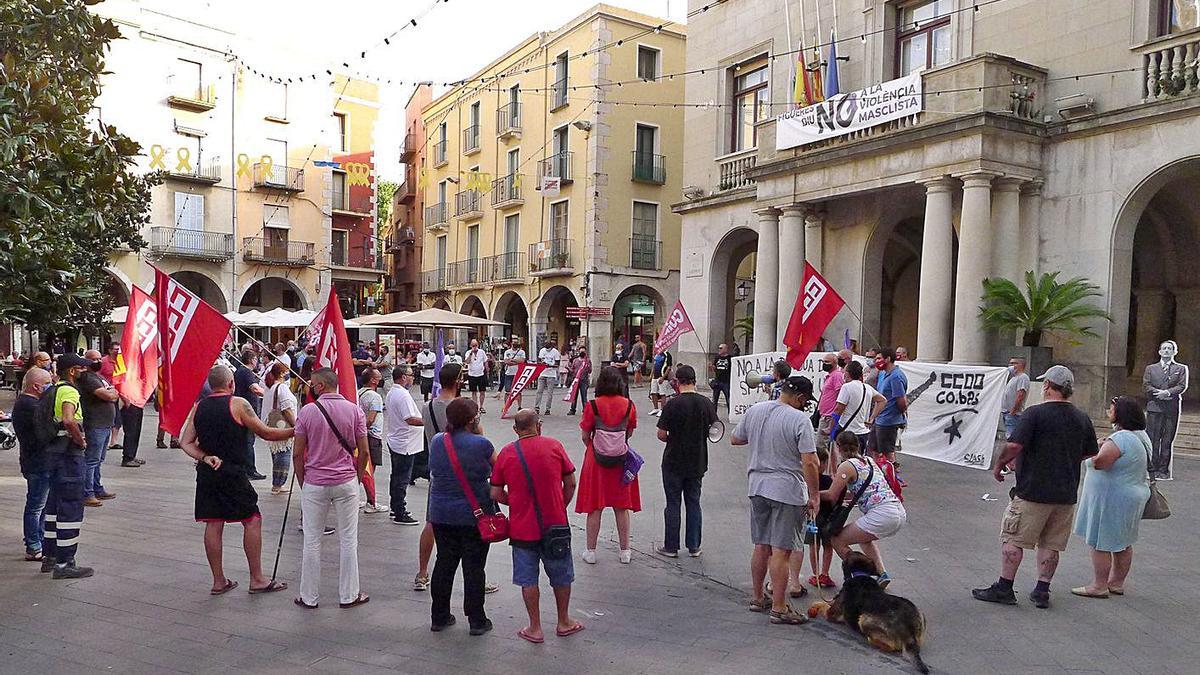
[577,366,641,565]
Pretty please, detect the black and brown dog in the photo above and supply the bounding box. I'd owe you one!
[824,552,930,674]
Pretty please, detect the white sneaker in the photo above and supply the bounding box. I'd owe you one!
[582,549,597,564]
[362,503,388,514]
[619,549,632,564]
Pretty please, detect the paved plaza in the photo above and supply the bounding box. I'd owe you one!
[2,387,1198,675]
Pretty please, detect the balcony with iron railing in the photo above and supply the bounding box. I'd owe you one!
[1140,30,1200,101]
[539,151,573,184]
[717,150,756,191]
[253,163,304,192]
[332,189,372,215]
[481,251,525,284]
[422,268,447,294]
[455,190,483,219]
[491,174,523,208]
[399,132,417,161]
[425,202,449,229]
[387,226,418,251]
[629,235,662,270]
[462,125,481,154]
[448,259,484,287]
[528,239,573,276]
[551,78,568,110]
[497,102,521,138]
[167,84,217,112]
[631,151,666,184]
[166,160,222,185]
[432,139,448,167]
[149,226,233,261]
[396,179,416,204]
[242,237,315,267]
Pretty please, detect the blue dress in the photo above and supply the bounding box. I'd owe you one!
[1073,429,1152,552]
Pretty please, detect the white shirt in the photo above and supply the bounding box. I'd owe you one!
[537,347,560,377]
[444,352,463,366]
[465,348,487,377]
[384,385,423,455]
[273,352,293,376]
[835,380,880,436]
[416,350,436,378]
[504,348,526,376]
[259,382,298,422]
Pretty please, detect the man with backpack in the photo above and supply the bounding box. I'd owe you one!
[39,354,97,578]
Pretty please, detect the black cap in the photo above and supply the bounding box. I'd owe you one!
[57,353,91,371]
[780,374,814,397]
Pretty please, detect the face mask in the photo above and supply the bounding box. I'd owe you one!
[89,360,102,371]
[1008,365,1016,376]
[836,358,846,368]
[821,363,834,373]
[448,349,455,355]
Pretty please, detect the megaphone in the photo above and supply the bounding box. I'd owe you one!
[744,371,776,388]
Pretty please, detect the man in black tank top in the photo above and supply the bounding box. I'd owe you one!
[180,365,294,596]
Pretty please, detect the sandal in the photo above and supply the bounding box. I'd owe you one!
[248,580,288,595]
[210,579,238,596]
[556,622,585,638]
[789,585,808,599]
[339,592,370,608]
[24,550,44,562]
[293,597,318,609]
[769,606,809,625]
[748,596,771,613]
[517,628,544,644]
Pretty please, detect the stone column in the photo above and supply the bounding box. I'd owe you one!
[916,177,956,362]
[991,178,1024,283]
[805,210,823,272]
[776,206,807,346]
[1018,179,1044,278]
[952,171,998,364]
[753,207,781,354]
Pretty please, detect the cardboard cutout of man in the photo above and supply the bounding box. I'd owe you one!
[1143,340,1189,480]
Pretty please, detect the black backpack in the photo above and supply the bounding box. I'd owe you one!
[33,383,68,449]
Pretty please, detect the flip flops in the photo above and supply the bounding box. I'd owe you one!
[248,580,288,595]
[555,623,585,638]
[294,597,318,609]
[517,628,544,644]
[210,579,238,596]
[339,593,370,608]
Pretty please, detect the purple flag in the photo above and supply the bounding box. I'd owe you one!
[432,329,445,398]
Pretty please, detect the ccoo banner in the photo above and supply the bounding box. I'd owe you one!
[892,361,1008,470]
[729,351,868,424]
[775,71,923,150]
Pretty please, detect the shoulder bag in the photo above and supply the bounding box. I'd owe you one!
[266,383,287,428]
[514,439,571,558]
[816,458,875,541]
[1137,433,1170,520]
[444,432,510,543]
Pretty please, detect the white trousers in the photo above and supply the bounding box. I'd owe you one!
[535,376,556,412]
[300,478,360,605]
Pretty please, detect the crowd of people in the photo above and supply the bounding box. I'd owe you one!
[6,331,1162,641]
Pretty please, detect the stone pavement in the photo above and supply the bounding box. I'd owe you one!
[1,385,1198,674]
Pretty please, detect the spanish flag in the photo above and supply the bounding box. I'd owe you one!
[793,38,825,108]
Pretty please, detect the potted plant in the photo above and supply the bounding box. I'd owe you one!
[979,271,1111,371]
[733,316,754,354]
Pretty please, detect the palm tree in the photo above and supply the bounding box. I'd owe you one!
[733,316,755,352]
[979,271,1111,347]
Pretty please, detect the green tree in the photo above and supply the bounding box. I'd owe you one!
[0,0,158,334]
[979,271,1111,347]
[376,179,398,228]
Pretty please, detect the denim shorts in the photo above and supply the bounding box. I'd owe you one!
[512,545,574,588]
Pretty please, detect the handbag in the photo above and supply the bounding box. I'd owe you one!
[514,439,571,559]
[444,432,510,543]
[816,458,875,541]
[1139,435,1170,520]
[266,383,286,428]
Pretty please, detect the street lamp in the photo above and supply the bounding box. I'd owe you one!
[736,280,748,301]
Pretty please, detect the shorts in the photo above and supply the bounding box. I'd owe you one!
[650,378,669,396]
[367,435,383,468]
[419,376,433,396]
[749,495,805,551]
[999,496,1075,552]
[868,424,901,456]
[512,545,575,588]
[468,375,487,392]
[854,501,907,539]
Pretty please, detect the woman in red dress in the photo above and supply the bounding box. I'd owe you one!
[576,366,641,565]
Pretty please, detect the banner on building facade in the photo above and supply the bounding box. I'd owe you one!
[775,71,923,150]
[890,361,1008,470]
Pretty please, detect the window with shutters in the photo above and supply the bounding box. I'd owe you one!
[263,204,289,229]
[333,170,347,210]
[637,46,660,80]
[332,229,348,266]
[267,82,288,121]
[333,112,348,151]
[174,192,205,231]
[550,200,568,241]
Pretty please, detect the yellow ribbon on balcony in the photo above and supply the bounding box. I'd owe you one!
[149,144,167,170]
[175,147,192,173]
[512,173,524,191]
[236,153,252,178]
[260,155,274,180]
[345,162,371,186]
[465,171,492,192]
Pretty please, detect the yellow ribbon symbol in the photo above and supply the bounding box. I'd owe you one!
[175,147,192,173]
[512,173,523,191]
[466,171,492,192]
[345,162,371,186]
[260,155,274,180]
[236,154,252,178]
[417,168,428,190]
[149,144,167,170]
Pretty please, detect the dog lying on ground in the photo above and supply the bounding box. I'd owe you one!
[822,552,930,674]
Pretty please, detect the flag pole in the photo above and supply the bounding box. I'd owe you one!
[269,471,296,583]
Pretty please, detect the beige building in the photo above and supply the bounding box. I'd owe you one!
[94,0,379,341]
[676,0,1200,422]
[418,4,686,358]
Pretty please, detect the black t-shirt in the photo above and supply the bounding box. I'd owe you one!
[713,354,732,383]
[13,393,44,474]
[1010,401,1098,505]
[78,370,115,429]
[233,365,262,410]
[657,392,718,478]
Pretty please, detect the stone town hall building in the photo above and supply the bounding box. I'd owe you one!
[674,0,1200,421]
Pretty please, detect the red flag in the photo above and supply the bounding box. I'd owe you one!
[155,267,233,436]
[653,299,695,355]
[501,363,547,417]
[306,288,358,403]
[115,286,159,407]
[783,262,845,369]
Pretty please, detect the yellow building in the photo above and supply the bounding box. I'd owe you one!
[418,3,685,359]
[94,1,380,340]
